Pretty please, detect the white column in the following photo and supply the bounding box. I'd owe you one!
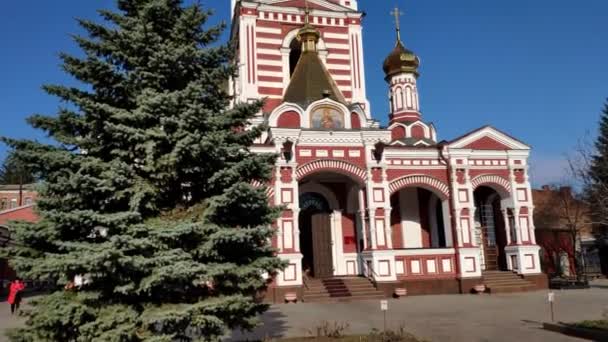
[292,165,301,253]
[239,14,259,101]
[368,208,379,249]
[513,207,522,245]
[280,47,290,93]
[449,165,464,248]
[365,167,378,250]
[400,188,422,248]
[528,206,537,244]
[502,209,512,245]
[273,163,283,252]
[384,208,393,249]
[522,165,537,245]
[382,168,392,249]
[348,22,370,116]
[331,210,343,276]
[442,200,454,247]
[469,208,478,247]
[454,211,463,248]
[358,187,368,250]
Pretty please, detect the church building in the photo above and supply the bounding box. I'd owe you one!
[230,0,546,302]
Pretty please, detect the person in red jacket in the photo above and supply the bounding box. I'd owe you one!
[7,278,25,314]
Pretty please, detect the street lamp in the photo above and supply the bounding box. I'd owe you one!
[0,225,10,247]
[373,141,386,163]
[282,140,294,162]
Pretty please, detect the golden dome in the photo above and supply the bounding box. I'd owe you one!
[383,40,420,79]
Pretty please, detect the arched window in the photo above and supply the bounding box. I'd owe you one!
[395,87,403,110]
[277,111,301,128]
[405,87,413,109]
[391,126,406,140]
[411,125,426,139]
[289,38,301,77]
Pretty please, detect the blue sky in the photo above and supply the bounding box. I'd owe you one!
[1,0,607,186]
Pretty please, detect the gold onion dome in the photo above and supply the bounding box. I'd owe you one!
[383,40,420,78]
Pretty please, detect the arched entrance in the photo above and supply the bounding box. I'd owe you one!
[298,169,364,278]
[390,187,452,249]
[299,192,334,278]
[474,186,509,271]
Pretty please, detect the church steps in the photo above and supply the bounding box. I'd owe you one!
[482,271,536,293]
[302,277,386,302]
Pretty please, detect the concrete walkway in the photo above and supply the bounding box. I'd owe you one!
[231,281,608,341]
[0,302,27,342]
[2,281,607,341]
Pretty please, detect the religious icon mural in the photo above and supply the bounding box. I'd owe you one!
[310,106,344,129]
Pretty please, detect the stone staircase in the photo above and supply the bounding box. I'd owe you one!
[303,277,386,302]
[482,271,536,293]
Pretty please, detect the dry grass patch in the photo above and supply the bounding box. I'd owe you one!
[262,321,428,342]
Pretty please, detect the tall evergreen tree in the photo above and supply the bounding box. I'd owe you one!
[0,151,35,185]
[588,100,608,235]
[2,1,283,340]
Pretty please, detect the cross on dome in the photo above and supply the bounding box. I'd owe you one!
[383,3,420,79]
[390,5,404,43]
[304,0,311,24]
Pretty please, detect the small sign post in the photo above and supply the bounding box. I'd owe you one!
[380,300,388,337]
[548,292,555,322]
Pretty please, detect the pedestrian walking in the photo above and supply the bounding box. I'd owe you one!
[8,278,25,315]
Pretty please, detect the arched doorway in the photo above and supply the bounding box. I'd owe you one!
[299,192,333,278]
[474,186,509,271]
[390,187,452,249]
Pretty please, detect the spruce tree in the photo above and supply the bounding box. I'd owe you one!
[2,1,284,340]
[0,151,35,185]
[588,100,608,234]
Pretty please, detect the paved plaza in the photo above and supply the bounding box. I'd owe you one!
[231,280,608,342]
[2,281,607,341]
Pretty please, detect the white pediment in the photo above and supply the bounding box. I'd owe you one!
[449,126,530,150]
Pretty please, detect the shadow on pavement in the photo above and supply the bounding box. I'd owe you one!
[227,307,289,341]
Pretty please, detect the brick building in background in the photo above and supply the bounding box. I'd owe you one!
[0,184,37,210]
[0,184,40,289]
[532,185,605,278]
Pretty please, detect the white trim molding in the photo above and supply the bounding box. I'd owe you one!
[389,174,450,199]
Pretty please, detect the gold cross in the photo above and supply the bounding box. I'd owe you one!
[304,0,311,24]
[390,5,404,41]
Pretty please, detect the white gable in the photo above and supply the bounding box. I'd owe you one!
[449,126,530,150]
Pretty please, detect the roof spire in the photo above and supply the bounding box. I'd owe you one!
[304,0,311,25]
[298,0,320,52]
[390,5,404,44]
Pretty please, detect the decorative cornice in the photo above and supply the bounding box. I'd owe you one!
[470,174,511,195]
[389,175,450,199]
[296,159,367,183]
